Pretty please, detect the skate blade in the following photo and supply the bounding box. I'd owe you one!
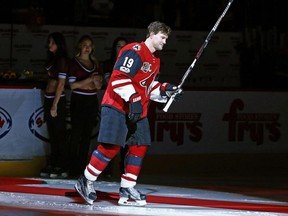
[74,184,94,205]
[118,197,147,206]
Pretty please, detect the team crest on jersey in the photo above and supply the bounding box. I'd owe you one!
[132,44,141,51]
[141,62,151,73]
[140,66,158,96]
[140,72,156,96]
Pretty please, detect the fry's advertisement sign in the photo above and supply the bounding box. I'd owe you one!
[148,91,287,154]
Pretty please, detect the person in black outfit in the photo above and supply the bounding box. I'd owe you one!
[68,35,103,177]
[40,32,69,179]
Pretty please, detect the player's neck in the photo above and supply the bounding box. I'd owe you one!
[144,40,156,53]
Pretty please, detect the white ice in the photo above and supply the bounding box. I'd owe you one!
[0,178,287,216]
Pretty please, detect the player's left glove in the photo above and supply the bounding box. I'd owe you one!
[160,83,183,101]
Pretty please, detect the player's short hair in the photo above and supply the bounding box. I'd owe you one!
[146,21,171,38]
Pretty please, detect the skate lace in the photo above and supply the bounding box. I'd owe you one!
[129,187,141,199]
[87,181,95,193]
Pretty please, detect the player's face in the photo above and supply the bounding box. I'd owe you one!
[81,39,93,55]
[152,32,168,51]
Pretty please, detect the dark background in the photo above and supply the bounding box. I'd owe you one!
[1,0,288,89]
[1,0,287,32]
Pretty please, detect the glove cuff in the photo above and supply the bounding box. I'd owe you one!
[160,83,170,98]
[160,82,170,92]
[129,93,142,103]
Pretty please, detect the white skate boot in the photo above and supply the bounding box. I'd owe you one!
[118,187,147,206]
[74,175,97,205]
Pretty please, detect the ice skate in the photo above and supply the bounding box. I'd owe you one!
[74,175,97,205]
[118,187,147,206]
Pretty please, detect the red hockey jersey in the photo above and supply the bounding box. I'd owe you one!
[102,41,167,117]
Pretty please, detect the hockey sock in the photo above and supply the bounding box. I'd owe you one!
[121,145,148,188]
[85,143,121,181]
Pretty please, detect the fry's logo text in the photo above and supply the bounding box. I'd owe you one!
[223,99,280,145]
[150,112,202,145]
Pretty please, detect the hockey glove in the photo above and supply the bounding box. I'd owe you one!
[128,93,143,123]
[160,83,183,101]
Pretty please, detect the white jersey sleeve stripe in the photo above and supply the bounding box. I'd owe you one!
[111,78,132,86]
[113,84,136,102]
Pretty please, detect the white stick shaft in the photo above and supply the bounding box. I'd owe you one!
[163,95,175,112]
[163,88,183,112]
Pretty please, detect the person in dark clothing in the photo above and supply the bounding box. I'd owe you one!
[40,32,69,179]
[68,35,103,177]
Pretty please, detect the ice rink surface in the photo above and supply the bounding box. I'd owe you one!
[0,176,288,216]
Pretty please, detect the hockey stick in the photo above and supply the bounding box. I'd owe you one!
[163,0,234,112]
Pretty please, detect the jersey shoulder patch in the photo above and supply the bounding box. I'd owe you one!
[132,43,142,51]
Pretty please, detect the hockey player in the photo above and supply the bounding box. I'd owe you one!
[74,21,183,206]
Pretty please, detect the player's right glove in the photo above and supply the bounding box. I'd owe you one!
[128,93,143,123]
[160,83,183,101]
